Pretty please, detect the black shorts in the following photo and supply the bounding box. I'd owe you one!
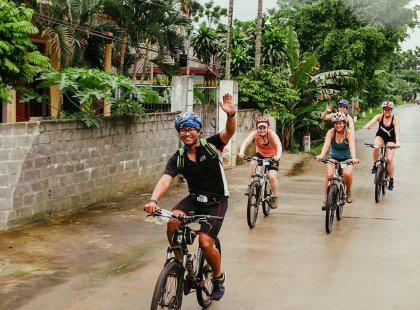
[376,133,396,145]
[255,153,279,171]
[173,195,228,240]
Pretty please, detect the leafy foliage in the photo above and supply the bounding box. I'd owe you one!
[0,0,49,101]
[278,0,419,104]
[21,67,146,127]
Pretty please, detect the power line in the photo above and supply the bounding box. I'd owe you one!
[32,12,222,78]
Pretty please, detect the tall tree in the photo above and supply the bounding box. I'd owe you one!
[0,0,49,101]
[224,0,234,79]
[254,0,263,74]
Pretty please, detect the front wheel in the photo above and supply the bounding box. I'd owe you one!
[375,165,384,203]
[196,238,221,307]
[151,260,184,310]
[325,185,338,234]
[247,181,260,228]
[382,165,388,195]
[336,185,345,221]
[262,180,272,216]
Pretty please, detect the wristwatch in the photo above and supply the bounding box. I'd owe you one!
[228,111,236,118]
[148,199,158,205]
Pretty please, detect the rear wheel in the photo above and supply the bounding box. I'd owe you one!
[262,181,272,216]
[196,238,221,307]
[247,181,260,228]
[151,261,184,310]
[375,165,384,203]
[325,185,337,233]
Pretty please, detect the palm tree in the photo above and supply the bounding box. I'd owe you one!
[103,0,190,76]
[26,0,116,70]
[191,25,220,66]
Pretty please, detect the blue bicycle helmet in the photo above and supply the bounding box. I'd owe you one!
[174,112,203,132]
[337,99,349,109]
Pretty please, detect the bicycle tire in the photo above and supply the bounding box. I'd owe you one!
[262,180,272,216]
[247,181,260,228]
[150,261,184,310]
[382,165,388,195]
[325,185,337,233]
[336,185,344,221]
[196,238,221,307]
[375,165,384,203]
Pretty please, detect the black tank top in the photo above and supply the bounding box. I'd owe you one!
[376,115,395,141]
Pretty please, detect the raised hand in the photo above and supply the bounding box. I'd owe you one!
[219,93,236,116]
[326,103,333,113]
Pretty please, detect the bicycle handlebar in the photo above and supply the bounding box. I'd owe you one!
[319,158,359,165]
[149,209,224,222]
[243,156,276,166]
[364,143,400,150]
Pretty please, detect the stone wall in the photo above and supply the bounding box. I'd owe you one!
[0,110,256,230]
[0,114,178,230]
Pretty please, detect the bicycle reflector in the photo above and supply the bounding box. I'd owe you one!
[172,226,197,245]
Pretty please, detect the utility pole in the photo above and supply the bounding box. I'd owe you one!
[225,0,234,80]
[254,0,263,75]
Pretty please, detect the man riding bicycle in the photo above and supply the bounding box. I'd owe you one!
[316,112,358,209]
[143,93,236,301]
[238,116,282,209]
[363,100,400,190]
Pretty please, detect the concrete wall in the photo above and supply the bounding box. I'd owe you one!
[0,110,256,230]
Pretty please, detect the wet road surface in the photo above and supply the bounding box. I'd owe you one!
[1,104,419,310]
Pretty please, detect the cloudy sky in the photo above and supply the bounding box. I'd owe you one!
[204,0,419,51]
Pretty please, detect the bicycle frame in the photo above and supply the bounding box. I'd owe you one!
[254,162,270,205]
[326,160,346,208]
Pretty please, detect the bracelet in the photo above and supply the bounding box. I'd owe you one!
[148,199,158,205]
[228,111,236,118]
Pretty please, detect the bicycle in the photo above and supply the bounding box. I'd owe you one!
[365,143,400,203]
[243,156,276,229]
[149,209,223,310]
[319,158,357,234]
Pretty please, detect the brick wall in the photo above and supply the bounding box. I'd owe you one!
[0,110,256,230]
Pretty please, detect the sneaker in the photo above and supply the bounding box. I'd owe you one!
[388,178,394,190]
[371,164,377,174]
[322,200,326,211]
[270,196,278,209]
[211,272,226,301]
[346,191,353,203]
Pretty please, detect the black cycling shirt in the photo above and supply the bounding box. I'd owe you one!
[164,133,229,197]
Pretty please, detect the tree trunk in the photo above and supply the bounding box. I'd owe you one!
[283,127,292,151]
[225,0,234,79]
[254,0,263,75]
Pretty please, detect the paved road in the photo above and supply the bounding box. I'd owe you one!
[1,104,419,310]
